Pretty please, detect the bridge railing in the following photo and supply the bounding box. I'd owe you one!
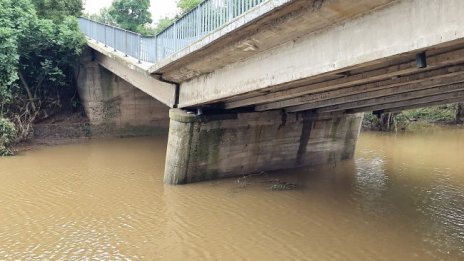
[79,0,267,64]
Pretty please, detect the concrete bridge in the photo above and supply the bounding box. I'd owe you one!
[78,0,464,184]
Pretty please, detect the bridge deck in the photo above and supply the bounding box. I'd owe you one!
[80,0,464,114]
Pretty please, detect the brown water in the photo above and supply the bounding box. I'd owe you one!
[0,129,464,260]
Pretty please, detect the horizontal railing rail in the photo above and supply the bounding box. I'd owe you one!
[79,0,268,64]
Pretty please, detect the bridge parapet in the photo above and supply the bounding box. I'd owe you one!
[79,0,271,64]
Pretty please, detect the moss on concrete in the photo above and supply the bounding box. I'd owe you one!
[99,67,114,100]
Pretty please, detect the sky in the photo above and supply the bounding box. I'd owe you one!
[84,0,179,23]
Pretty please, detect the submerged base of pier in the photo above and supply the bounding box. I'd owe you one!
[164,109,363,185]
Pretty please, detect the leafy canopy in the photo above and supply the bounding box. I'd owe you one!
[108,0,153,32]
[177,0,202,14]
[31,0,83,21]
[0,0,85,122]
[0,0,36,106]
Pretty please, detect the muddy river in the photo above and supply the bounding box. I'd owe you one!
[0,129,463,260]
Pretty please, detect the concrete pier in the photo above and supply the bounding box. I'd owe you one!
[164,109,363,184]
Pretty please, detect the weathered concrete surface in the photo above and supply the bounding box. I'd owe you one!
[164,109,363,184]
[175,0,464,108]
[77,49,170,137]
[151,0,395,82]
[87,42,177,107]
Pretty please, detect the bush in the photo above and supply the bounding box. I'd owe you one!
[0,117,17,156]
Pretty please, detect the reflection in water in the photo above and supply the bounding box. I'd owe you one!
[0,129,463,260]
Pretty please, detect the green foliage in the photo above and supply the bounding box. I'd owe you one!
[0,0,86,147]
[154,17,175,34]
[402,104,457,123]
[84,8,117,26]
[18,16,86,106]
[0,0,36,107]
[32,0,83,21]
[0,117,16,156]
[108,0,152,32]
[363,104,461,132]
[177,0,202,14]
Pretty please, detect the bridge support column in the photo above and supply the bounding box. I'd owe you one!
[164,109,363,184]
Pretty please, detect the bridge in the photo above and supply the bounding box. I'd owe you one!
[78,0,464,184]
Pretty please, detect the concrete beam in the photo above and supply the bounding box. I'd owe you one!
[317,82,464,113]
[337,88,464,114]
[88,41,177,107]
[226,48,464,109]
[256,65,464,111]
[179,0,464,108]
[285,69,464,112]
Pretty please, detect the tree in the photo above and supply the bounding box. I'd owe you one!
[457,103,464,124]
[31,0,83,21]
[17,16,86,117]
[177,0,202,14]
[108,0,152,32]
[0,0,85,146]
[0,0,36,110]
[85,7,117,26]
[154,17,175,34]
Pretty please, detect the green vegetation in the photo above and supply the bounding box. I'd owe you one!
[32,0,83,21]
[152,0,202,33]
[86,7,117,26]
[177,0,203,14]
[363,103,464,132]
[0,118,16,156]
[108,0,152,32]
[86,0,206,36]
[0,0,85,155]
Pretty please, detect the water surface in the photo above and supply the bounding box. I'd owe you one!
[0,129,463,260]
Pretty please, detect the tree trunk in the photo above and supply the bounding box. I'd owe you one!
[457,103,464,124]
[379,112,397,132]
[18,71,37,113]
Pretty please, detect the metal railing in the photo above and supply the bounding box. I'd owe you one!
[79,0,267,64]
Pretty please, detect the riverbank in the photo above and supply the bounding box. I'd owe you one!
[11,109,170,154]
[12,111,90,154]
[362,104,464,132]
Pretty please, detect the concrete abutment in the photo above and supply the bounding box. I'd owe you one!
[77,49,170,137]
[164,109,363,184]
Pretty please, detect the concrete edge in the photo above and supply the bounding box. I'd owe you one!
[87,40,153,76]
[148,0,293,74]
[169,109,238,123]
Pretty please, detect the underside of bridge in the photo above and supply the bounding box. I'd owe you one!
[80,0,464,184]
[158,0,464,184]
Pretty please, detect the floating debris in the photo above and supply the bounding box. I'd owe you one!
[269,182,297,191]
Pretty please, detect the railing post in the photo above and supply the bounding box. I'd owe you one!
[154,35,158,62]
[138,34,142,64]
[104,26,107,47]
[228,0,233,21]
[93,22,97,43]
[174,21,178,52]
[125,30,128,57]
[113,27,117,52]
[196,5,201,37]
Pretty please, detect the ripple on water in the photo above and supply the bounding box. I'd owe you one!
[0,133,463,260]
